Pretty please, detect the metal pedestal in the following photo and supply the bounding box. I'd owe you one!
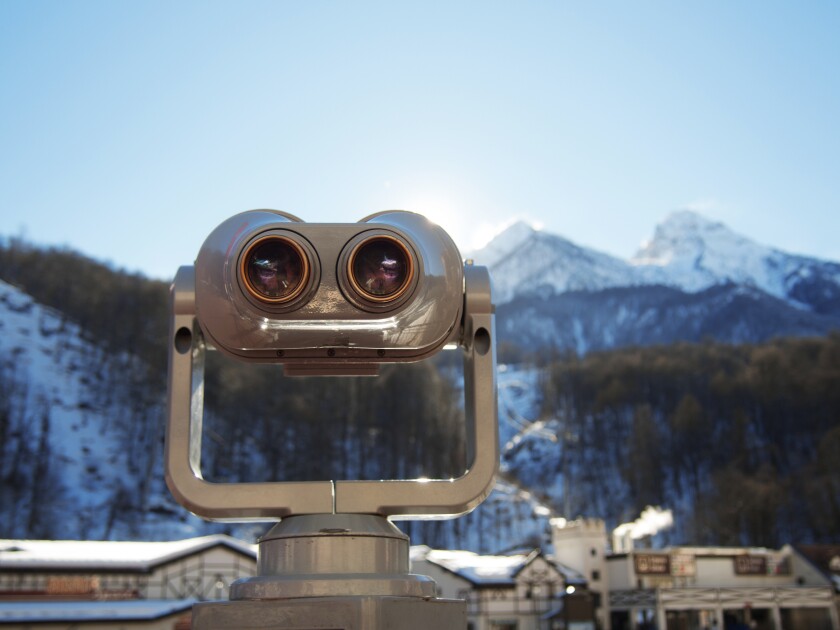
[192,514,465,629]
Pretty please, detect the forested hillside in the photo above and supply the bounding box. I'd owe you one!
[518,338,840,546]
[0,238,475,547]
[1,237,838,551]
[0,239,171,540]
[0,237,170,368]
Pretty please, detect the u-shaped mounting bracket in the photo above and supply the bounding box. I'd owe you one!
[164,264,498,520]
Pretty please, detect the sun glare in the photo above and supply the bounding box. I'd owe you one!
[404,197,469,250]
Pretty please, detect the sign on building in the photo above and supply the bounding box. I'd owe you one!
[734,555,767,575]
[634,554,670,575]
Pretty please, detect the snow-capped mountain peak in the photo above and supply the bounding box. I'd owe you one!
[471,209,840,312]
[474,223,635,303]
[631,210,784,294]
[632,210,756,266]
[468,220,540,267]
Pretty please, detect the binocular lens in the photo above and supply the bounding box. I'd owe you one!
[242,237,308,303]
[350,236,412,301]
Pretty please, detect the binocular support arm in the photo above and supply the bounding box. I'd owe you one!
[335,264,498,517]
[164,264,498,520]
[165,265,335,517]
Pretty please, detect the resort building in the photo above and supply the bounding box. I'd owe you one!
[411,545,595,630]
[0,535,256,628]
[552,518,840,630]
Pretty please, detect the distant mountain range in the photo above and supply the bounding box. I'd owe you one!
[2,211,838,549]
[470,211,840,352]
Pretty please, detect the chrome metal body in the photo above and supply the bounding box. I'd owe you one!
[165,262,497,520]
[164,210,498,629]
[194,210,464,372]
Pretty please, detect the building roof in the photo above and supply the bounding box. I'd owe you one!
[607,545,784,559]
[0,599,195,624]
[411,546,585,587]
[0,535,256,573]
[793,544,840,592]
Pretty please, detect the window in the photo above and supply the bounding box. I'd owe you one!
[591,569,600,581]
[590,548,597,557]
[490,622,518,630]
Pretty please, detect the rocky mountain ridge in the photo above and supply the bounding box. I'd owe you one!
[472,211,840,351]
[475,210,840,310]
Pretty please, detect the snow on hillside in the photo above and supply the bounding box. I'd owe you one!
[0,280,125,510]
[0,279,208,540]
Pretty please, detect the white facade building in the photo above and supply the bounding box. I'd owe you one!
[412,545,594,630]
[0,536,256,629]
[552,519,610,629]
[551,518,840,630]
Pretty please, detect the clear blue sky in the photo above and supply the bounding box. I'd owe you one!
[1,1,838,280]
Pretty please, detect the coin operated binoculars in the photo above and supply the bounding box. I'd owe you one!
[165,210,498,629]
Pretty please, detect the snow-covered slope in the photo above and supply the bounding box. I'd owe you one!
[0,279,202,540]
[0,280,123,511]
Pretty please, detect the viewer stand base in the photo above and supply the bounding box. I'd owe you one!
[191,514,466,630]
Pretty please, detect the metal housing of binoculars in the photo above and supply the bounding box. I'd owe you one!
[165,209,498,520]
